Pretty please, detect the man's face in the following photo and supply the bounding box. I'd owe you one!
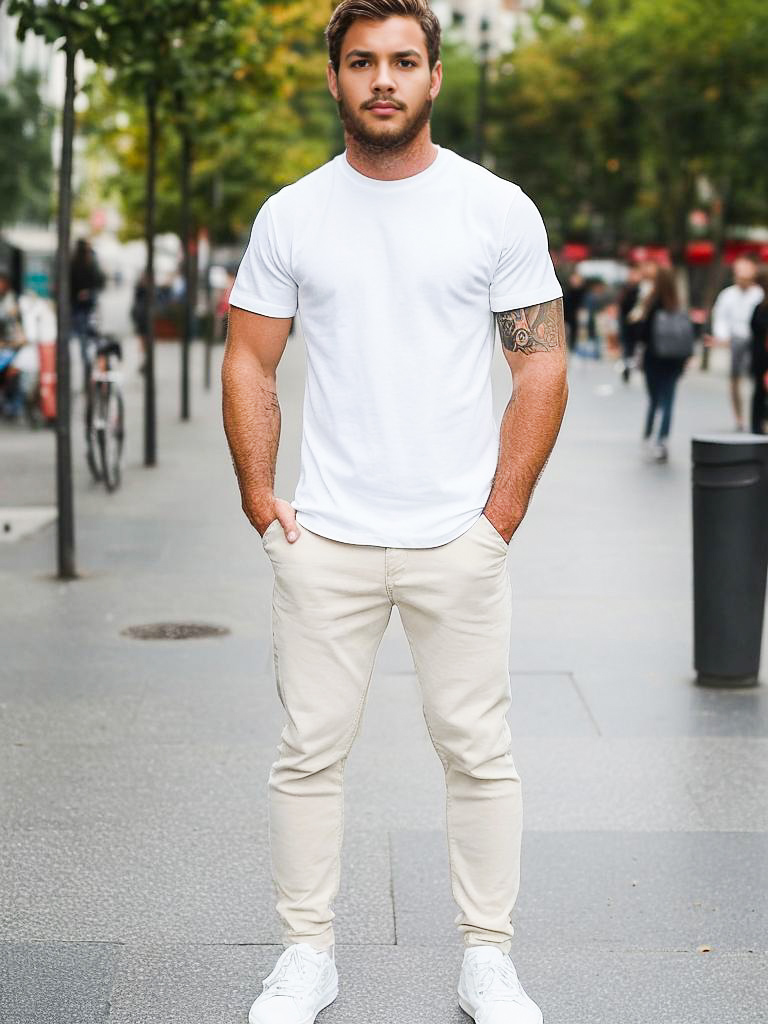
[327,16,442,152]
[734,259,756,288]
[641,261,658,282]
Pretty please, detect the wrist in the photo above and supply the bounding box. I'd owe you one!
[242,493,275,533]
[483,502,524,542]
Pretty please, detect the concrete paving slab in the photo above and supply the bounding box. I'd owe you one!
[1,825,394,946]
[514,736,768,832]
[0,506,57,543]
[107,943,276,1024]
[105,943,767,1024]
[575,669,768,737]
[391,830,768,952]
[0,940,121,1024]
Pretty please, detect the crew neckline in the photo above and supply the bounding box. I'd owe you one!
[336,145,448,191]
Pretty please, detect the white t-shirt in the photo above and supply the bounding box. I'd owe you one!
[712,283,764,343]
[230,145,562,547]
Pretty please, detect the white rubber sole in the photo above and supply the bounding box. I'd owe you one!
[248,981,338,1024]
[458,994,544,1023]
[458,995,476,1019]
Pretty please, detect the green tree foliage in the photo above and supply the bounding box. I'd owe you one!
[0,69,54,227]
[82,0,336,243]
[430,38,483,161]
[488,0,768,260]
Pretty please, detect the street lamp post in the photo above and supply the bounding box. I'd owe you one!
[55,39,77,579]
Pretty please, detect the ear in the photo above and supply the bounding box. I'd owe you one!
[327,61,340,102]
[429,59,443,101]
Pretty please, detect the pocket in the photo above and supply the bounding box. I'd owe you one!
[261,519,281,546]
[480,513,509,550]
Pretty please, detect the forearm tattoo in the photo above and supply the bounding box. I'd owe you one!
[496,297,565,354]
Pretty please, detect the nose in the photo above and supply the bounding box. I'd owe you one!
[370,61,396,95]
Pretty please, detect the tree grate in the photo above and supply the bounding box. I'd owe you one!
[122,622,230,641]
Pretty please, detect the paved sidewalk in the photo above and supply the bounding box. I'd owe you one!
[1,332,766,1023]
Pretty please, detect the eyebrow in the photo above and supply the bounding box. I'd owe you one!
[345,48,422,60]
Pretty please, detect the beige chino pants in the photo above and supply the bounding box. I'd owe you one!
[261,512,522,954]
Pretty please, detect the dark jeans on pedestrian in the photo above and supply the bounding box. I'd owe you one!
[643,359,681,441]
[752,373,766,435]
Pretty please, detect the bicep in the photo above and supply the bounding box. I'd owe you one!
[224,305,292,376]
[495,297,567,375]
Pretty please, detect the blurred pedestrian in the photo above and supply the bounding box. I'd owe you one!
[710,257,764,431]
[0,274,23,417]
[562,270,585,352]
[583,278,606,358]
[637,266,693,462]
[0,272,20,343]
[749,275,768,434]
[70,239,105,386]
[618,265,642,383]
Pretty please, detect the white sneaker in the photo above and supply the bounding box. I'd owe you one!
[458,947,543,1024]
[248,943,338,1024]
[653,441,668,462]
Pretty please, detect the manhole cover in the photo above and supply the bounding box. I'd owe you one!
[122,622,230,641]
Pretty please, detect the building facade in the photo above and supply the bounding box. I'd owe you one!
[432,0,537,56]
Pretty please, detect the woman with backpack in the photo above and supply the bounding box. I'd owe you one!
[637,266,694,462]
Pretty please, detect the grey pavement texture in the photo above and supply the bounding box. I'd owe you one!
[1,324,767,1022]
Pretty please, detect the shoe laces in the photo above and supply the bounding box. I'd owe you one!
[471,955,526,1003]
[262,945,324,997]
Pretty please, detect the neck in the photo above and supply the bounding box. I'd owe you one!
[344,129,438,181]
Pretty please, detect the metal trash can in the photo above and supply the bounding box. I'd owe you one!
[692,435,768,687]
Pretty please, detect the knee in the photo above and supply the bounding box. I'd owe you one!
[428,714,518,782]
[269,723,352,796]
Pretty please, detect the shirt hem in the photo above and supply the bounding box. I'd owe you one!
[293,509,483,549]
[490,285,563,313]
[229,290,297,319]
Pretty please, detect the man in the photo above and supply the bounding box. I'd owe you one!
[222,3,567,1022]
[710,257,764,431]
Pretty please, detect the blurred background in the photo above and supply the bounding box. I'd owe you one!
[2,0,768,346]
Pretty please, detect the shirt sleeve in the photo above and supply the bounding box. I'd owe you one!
[490,189,563,313]
[229,199,298,318]
[711,289,730,341]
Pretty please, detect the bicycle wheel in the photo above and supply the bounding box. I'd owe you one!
[97,384,124,492]
[85,381,102,482]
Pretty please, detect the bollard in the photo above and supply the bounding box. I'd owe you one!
[692,435,768,687]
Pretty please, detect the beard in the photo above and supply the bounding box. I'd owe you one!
[336,87,433,153]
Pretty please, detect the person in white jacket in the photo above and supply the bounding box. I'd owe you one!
[711,258,764,430]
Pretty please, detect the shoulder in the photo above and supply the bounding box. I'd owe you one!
[263,158,338,223]
[441,148,533,214]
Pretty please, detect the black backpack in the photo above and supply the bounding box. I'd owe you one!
[652,309,695,359]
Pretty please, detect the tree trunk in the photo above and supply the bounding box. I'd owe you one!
[144,82,158,466]
[55,42,77,580]
[204,174,221,392]
[178,93,193,421]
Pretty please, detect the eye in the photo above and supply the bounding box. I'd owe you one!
[398,59,416,68]
[350,59,369,68]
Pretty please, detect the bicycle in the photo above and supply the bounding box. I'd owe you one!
[84,325,125,492]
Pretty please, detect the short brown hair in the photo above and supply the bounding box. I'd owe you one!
[326,0,441,73]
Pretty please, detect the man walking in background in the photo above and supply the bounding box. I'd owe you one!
[711,257,764,431]
[222,3,567,1022]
